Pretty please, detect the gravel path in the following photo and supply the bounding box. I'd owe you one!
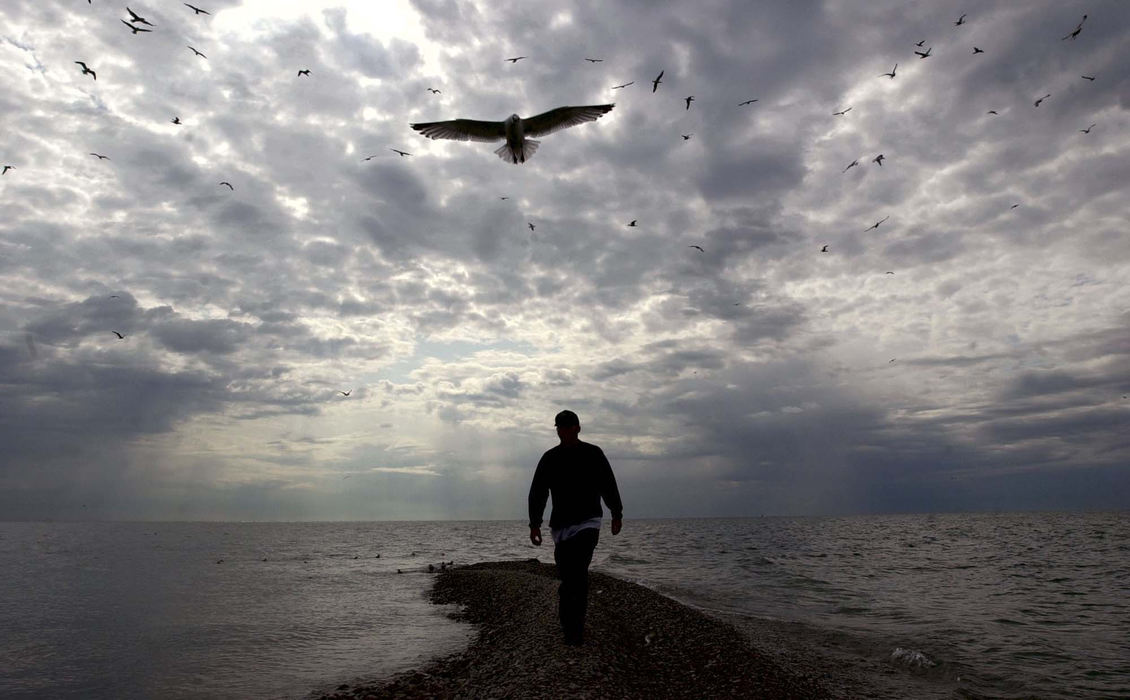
[314,559,840,699]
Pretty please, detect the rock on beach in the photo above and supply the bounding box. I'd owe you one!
[314,559,837,699]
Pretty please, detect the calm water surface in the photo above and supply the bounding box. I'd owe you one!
[0,513,1126,699]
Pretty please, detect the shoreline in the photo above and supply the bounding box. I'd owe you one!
[312,559,840,699]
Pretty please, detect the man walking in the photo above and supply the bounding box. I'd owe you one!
[528,410,623,646]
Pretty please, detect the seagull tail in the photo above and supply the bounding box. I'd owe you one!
[495,139,540,164]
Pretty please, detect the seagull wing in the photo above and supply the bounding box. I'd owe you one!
[411,119,506,142]
[522,104,614,137]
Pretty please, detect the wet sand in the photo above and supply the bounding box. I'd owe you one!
[313,559,841,699]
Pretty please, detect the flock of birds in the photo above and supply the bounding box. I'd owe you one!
[0,6,1108,383]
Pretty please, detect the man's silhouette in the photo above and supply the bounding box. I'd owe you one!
[529,410,623,646]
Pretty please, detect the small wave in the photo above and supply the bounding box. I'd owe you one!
[891,647,936,669]
[605,553,651,565]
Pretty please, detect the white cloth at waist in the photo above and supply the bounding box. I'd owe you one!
[551,516,602,544]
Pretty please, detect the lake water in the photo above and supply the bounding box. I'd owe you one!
[0,513,1126,699]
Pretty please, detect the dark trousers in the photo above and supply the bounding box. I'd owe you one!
[553,527,599,643]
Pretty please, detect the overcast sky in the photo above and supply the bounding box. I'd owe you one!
[1,0,1127,521]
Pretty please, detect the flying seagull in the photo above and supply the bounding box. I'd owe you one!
[112,331,125,339]
[90,152,110,160]
[873,154,885,166]
[865,215,890,231]
[126,7,154,26]
[973,46,984,54]
[427,88,441,94]
[219,181,233,190]
[915,40,926,47]
[584,58,603,63]
[881,63,897,79]
[1080,123,1095,134]
[1,165,12,174]
[171,116,181,124]
[914,47,932,58]
[339,390,351,397]
[75,61,96,80]
[843,159,859,173]
[390,148,411,157]
[681,134,693,141]
[187,46,206,58]
[1010,204,1020,209]
[1081,75,1095,81]
[684,95,694,110]
[505,56,527,63]
[987,110,998,115]
[1062,14,1086,40]
[297,69,310,76]
[833,107,852,116]
[820,244,829,252]
[528,222,535,231]
[651,70,664,92]
[611,81,634,89]
[628,220,638,227]
[954,13,967,26]
[184,3,210,15]
[410,104,614,164]
[121,20,152,34]
[1034,94,1050,107]
[688,245,704,252]
[739,99,758,106]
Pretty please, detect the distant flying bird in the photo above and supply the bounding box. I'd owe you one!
[820,244,829,252]
[410,104,614,164]
[187,46,206,58]
[738,99,758,106]
[361,154,377,161]
[90,152,110,160]
[1010,204,1020,209]
[881,63,897,79]
[954,13,967,26]
[914,47,932,59]
[171,116,181,124]
[1034,94,1050,107]
[427,88,441,94]
[681,134,693,141]
[1081,75,1095,81]
[297,69,310,76]
[651,70,664,92]
[499,196,509,200]
[390,148,411,156]
[121,20,152,34]
[75,61,96,80]
[873,154,885,166]
[684,95,694,110]
[184,3,210,15]
[110,295,120,298]
[889,358,896,363]
[915,40,926,47]
[126,7,154,26]
[628,220,638,227]
[843,159,859,173]
[885,271,894,274]
[219,181,233,190]
[112,331,125,339]
[865,215,890,231]
[688,245,704,252]
[584,58,603,63]
[1061,14,1086,40]
[339,390,351,397]
[1,165,12,175]
[833,107,852,116]
[1080,124,1095,134]
[610,81,634,89]
[505,56,527,63]
[987,110,998,115]
[973,47,984,54]
[528,222,535,231]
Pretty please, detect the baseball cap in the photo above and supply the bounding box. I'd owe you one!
[554,410,580,427]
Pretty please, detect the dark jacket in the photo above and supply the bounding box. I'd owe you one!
[528,440,623,529]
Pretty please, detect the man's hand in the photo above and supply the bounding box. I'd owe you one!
[530,527,542,546]
[611,518,622,535]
